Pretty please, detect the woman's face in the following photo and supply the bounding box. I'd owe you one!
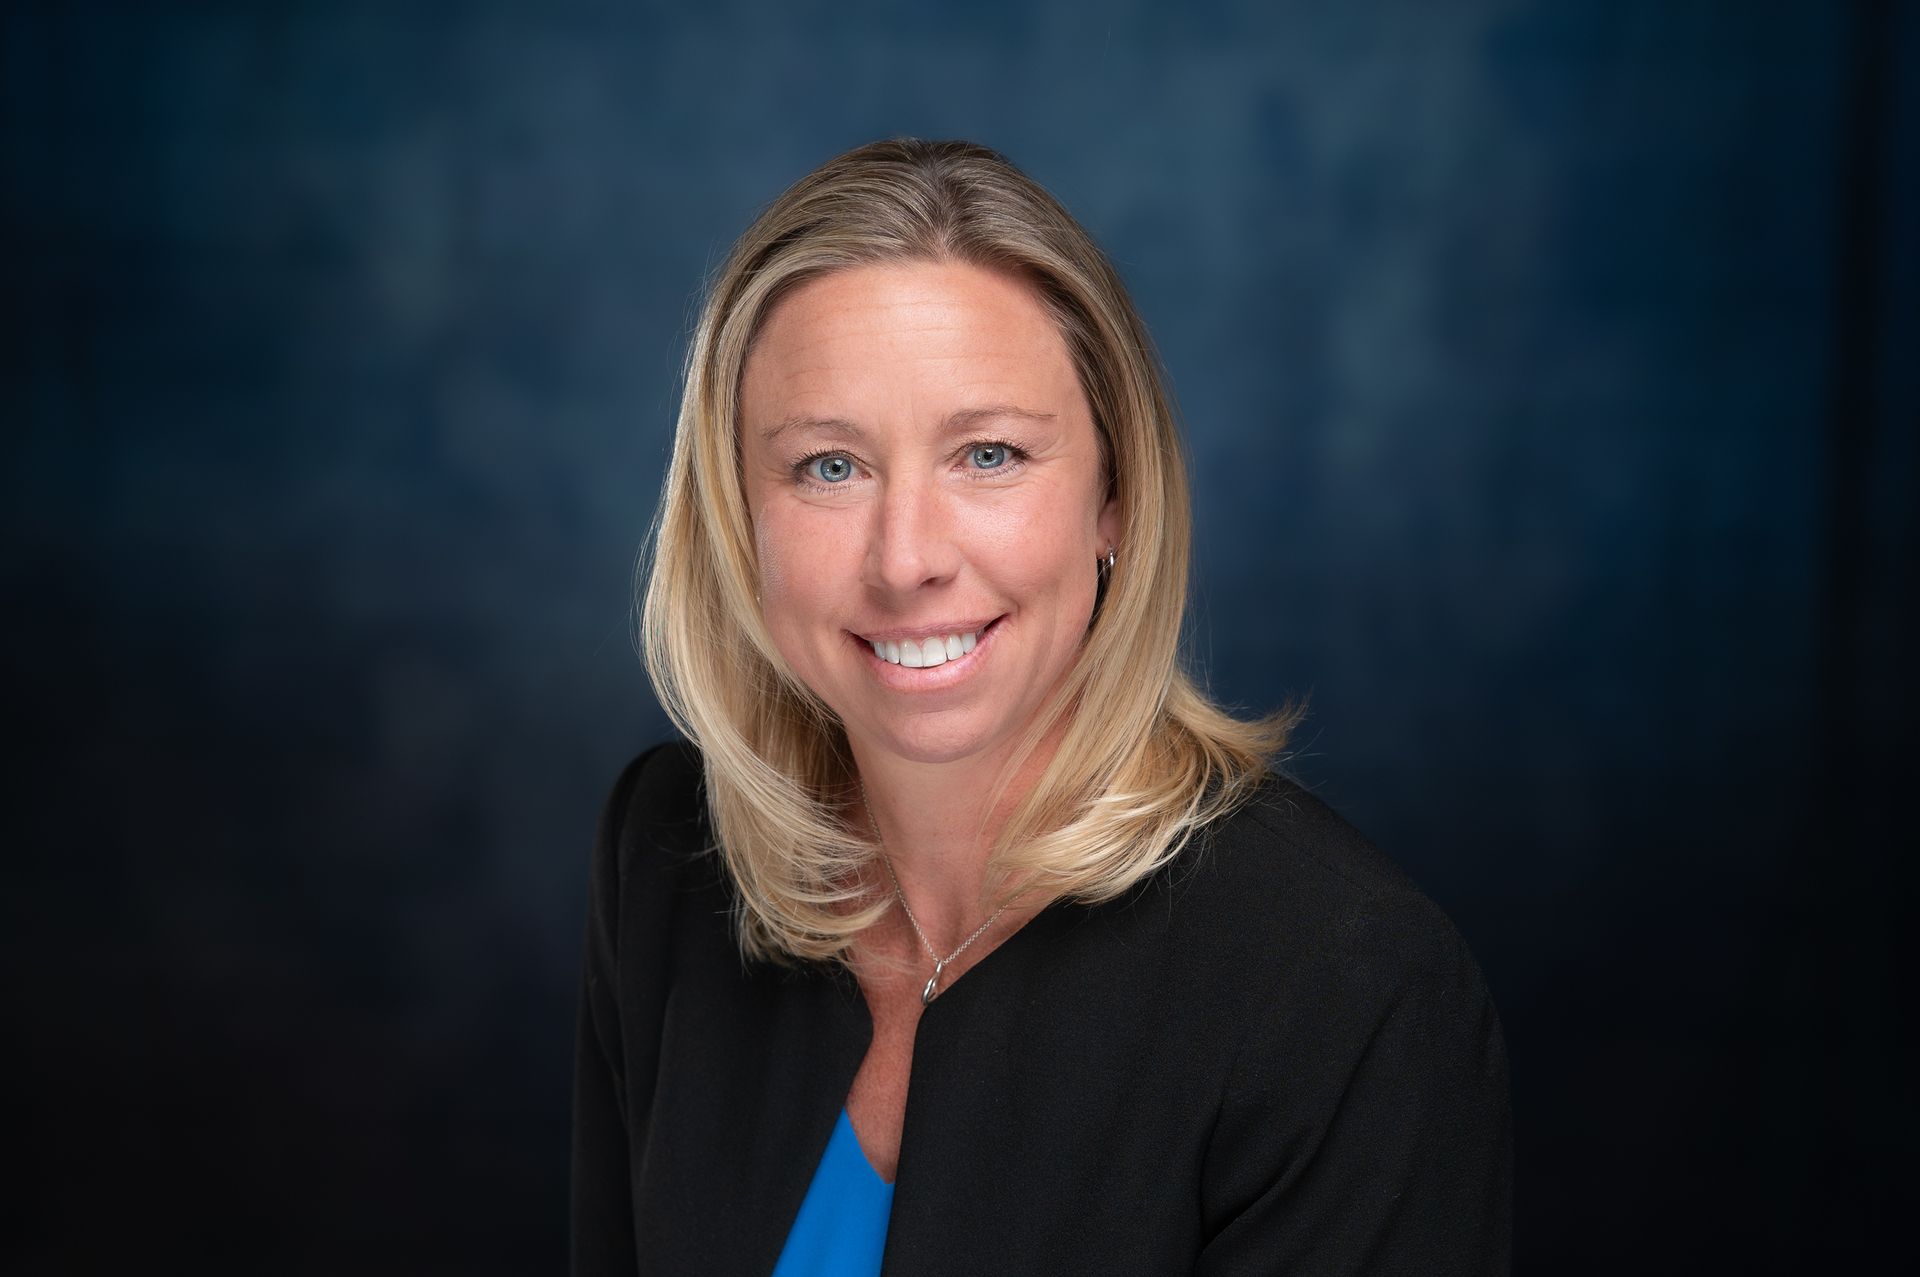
[740,259,1119,768]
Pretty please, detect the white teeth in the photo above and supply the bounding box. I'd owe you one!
[868,628,985,666]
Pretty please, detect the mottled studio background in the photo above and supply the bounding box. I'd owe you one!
[5,0,1915,1272]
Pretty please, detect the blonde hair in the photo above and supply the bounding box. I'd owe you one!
[641,138,1301,966]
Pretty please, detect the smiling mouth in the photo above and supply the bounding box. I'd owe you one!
[858,618,1000,668]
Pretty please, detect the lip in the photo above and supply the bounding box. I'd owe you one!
[849,615,1005,690]
[853,617,1002,644]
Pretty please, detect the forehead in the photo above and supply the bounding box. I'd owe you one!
[739,260,1084,427]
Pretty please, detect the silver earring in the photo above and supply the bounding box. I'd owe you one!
[1101,545,1116,571]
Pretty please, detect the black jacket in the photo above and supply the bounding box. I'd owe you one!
[572,741,1512,1275]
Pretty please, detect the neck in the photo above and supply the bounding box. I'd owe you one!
[850,718,1065,952]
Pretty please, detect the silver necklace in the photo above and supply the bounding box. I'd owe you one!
[859,779,1008,1005]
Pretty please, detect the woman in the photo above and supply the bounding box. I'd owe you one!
[573,139,1511,1275]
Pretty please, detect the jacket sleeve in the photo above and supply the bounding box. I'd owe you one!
[570,751,654,1276]
[1195,899,1513,1276]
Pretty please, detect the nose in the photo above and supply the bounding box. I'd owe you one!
[865,473,960,595]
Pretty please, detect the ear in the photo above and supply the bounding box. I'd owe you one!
[1096,492,1121,561]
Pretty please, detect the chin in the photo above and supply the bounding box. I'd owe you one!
[851,712,1008,768]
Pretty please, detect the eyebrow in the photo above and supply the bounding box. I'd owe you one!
[759,403,1056,447]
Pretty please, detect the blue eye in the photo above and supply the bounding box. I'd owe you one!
[809,454,853,483]
[969,444,1008,469]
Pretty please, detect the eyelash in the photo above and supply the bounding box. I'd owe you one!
[789,440,1031,491]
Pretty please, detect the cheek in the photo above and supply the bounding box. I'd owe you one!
[754,508,852,638]
[754,513,805,611]
[969,468,1091,548]
[983,488,1099,594]
[752,512,793,602]
[1006,480,1098,564]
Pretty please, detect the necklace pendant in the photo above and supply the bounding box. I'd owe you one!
[921,958,947,1006]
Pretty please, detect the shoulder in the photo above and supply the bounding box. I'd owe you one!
[593,739,710,872]
[1162,768,1499,1044]
[586,738,720,942]
[1194,768,1433,913]
[1180,772,1514,1266]
[598,737,706,843]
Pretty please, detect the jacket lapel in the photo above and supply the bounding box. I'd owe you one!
[639,951,873,1273]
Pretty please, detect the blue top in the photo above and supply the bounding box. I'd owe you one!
[770,1107,896,1276]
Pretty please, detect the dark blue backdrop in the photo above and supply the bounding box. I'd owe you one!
[6,1,1914,1271]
